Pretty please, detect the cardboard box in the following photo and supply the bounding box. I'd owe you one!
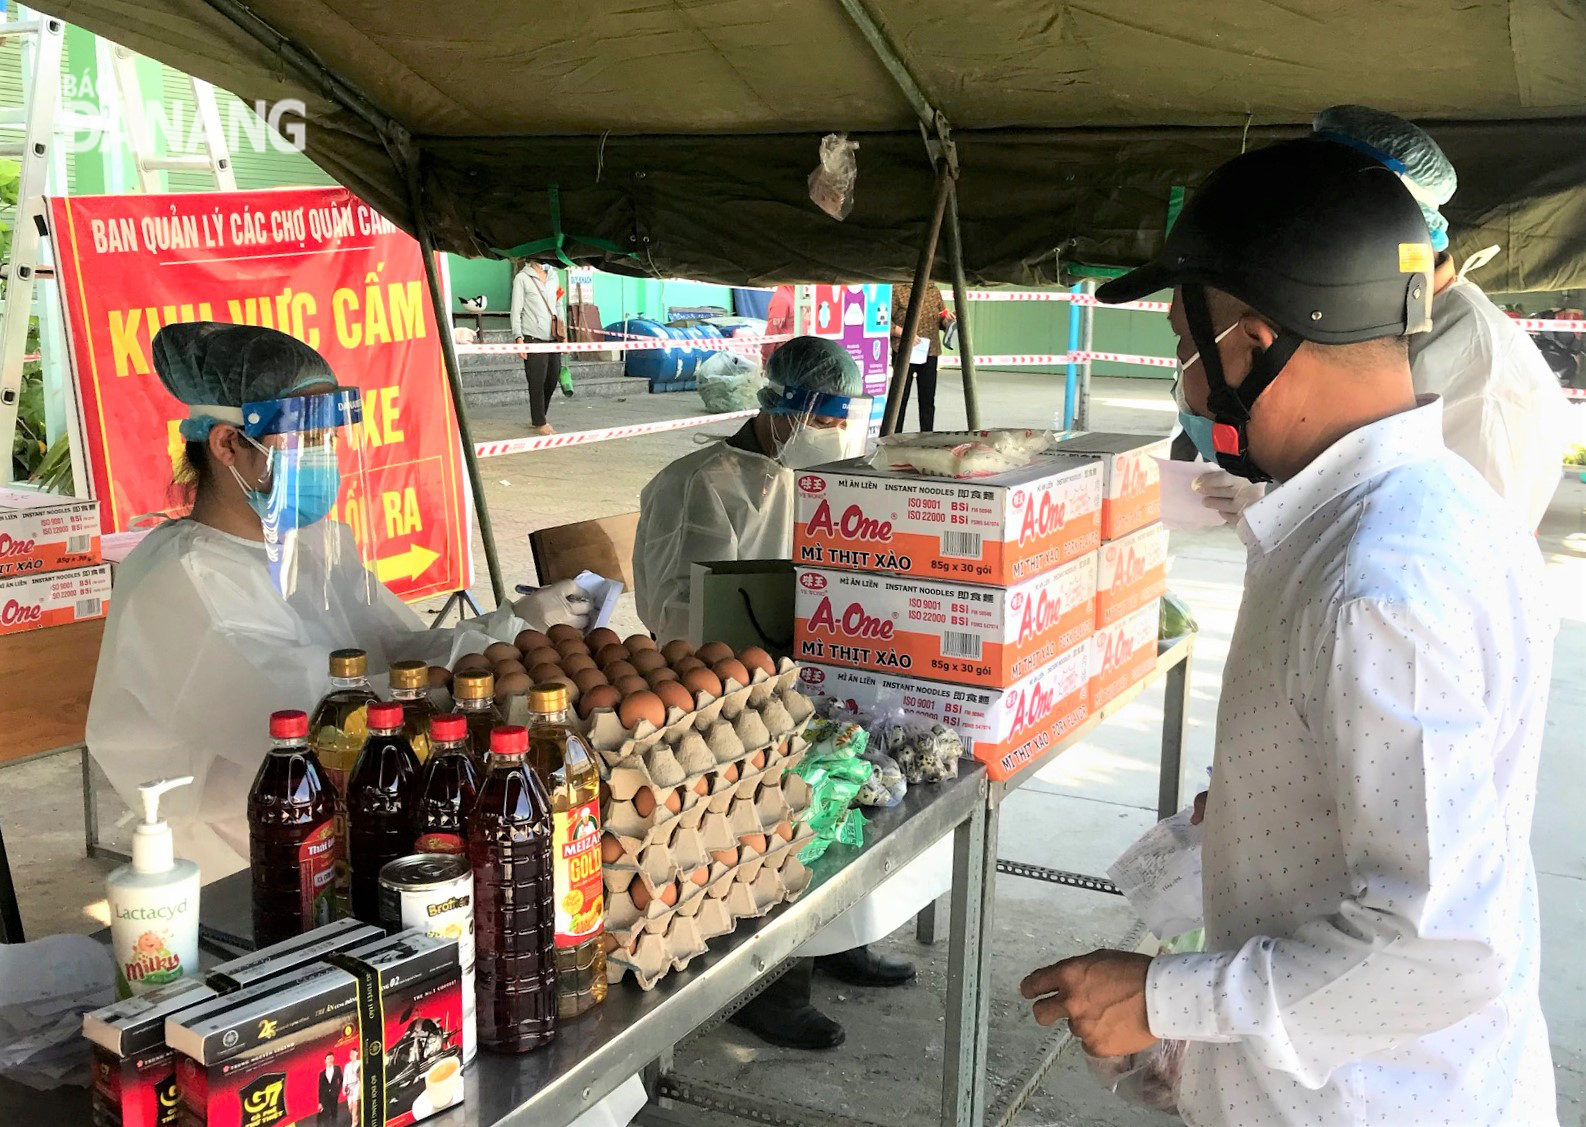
[1096,523,1167,627]
[0,563,110,636]
[792,554,1096,689]
[796,642,1091,782]
[1046,434,1170,541]
[0,486,100,577]
[206,919,384,992]
[792,457,1102,585]
[168,931,464,1127]
[1090,601,1161,712]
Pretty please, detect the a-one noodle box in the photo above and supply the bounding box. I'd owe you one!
[1044,434,1170,541]
[165,931,463,1127]
[1095,523,1167,627]
[0,487,100,576]
[1090,601,1162,711]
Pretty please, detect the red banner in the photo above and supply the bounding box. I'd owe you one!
[48,187,469,601]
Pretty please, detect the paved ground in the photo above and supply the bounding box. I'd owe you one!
[7,370,1583,1124]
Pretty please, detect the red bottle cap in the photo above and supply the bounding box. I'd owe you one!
[489,725,529,757]
[367,701,404,730]
[269,709,309,740]
[430,714,467,743]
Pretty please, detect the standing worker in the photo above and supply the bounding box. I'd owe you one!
[88,323,591,879]
[889,283,956,431]
[1189,105,1570,529]
[511,258,565,436]
[1024,139,1556,1124]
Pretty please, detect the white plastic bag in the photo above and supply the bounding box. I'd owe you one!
[1106,807,1204,939]
[1085,1039,1186,1113]
[867,428,1055,478]
[809,133,860,221]
[696,351,764,412]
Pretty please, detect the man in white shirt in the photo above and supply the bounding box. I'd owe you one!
[1022,138,1558,1125]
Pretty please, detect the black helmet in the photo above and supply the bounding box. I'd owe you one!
[1097,138,1433,343]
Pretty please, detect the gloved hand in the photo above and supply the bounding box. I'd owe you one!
[513,578,594,631]
[1191,469,1265,524]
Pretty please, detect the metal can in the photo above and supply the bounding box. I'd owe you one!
[378,853,477,1062]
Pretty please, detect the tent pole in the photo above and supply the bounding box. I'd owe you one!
[944,185,980,430]
[882,166,952,437]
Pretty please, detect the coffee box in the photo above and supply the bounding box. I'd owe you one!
[1045,434,1170,541]
[1095,523,1167,627]
[0,563,110,636]
[791,457,1102,585]
[0,486,100,577]
[796,641,1091,782]
[792,553,1096,689]
[1090,601,1161,711]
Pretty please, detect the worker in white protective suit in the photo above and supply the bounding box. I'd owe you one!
[1184,105,1570,530]
[88,323,592,881]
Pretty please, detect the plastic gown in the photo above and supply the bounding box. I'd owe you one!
[88,519,530,880]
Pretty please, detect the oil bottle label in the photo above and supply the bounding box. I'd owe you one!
[553,799,603,948]
[298,819,339,927]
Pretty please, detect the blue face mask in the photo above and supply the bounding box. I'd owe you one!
[234,441,340,530]
[1174,323,1239,463]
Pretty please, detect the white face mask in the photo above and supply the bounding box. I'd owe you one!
[1178,322,1239,380]
[778,425,852,469]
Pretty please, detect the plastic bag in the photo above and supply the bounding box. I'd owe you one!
[808,133,859,221]
[794,718,874,861]
[856,748,907,807]
[1160,589,1199,641]
[1084,1039,1186,1113]
[696,352,764,413]
[866,428,1055,478]
[870,711,962,785]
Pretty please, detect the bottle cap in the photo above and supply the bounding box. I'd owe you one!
[329,648,368,678]
[367,701,404,730]
[269,709,309,740]
[132,776,192,875]
[430,714,467,743]
[389,660,428,690]
[452,671,494,700]
[489,725,529,757]
[528,683,570,714]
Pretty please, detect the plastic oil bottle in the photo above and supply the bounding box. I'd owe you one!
[526,683,607,1018]
[390,659,440,763]
[310,648,377,914]
[411,714,481,854]
[469,725,557,1051]
[247,710,339,947]
[452,671,504,764]
[345,701,419,922]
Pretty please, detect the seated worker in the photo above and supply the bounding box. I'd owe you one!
[89,323,590,879]
[633,337,916,1049]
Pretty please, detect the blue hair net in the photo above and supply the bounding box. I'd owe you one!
[758,335,863,410]
[153,322,340,440]
[1313,105,1456,251]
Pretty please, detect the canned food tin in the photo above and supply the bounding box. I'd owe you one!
[378,854,477,1062]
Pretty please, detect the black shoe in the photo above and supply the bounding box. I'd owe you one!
[729,1001,846,1050]
[816,947,917,988]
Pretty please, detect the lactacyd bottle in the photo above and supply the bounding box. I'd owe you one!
[107,777,202,998]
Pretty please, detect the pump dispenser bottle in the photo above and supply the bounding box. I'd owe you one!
[106,777,202,998]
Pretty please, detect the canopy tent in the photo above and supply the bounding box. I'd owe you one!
[37,1,1586,293]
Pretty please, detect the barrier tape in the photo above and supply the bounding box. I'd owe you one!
[456,333,792,356]
[474,409,756,459]
[941,288,1171,313]
[940,350,1178,369]
[1508,316,1586,333]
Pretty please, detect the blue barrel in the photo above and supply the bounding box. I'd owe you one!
[606,319,678,382]
[668,325,700,382]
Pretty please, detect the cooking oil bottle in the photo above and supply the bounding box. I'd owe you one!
[525,683,606,1018]
[389,660,439,763]
[309,648,377,916]
[452,671,504,765]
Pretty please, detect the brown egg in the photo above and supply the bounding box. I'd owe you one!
[632,787,657,818]
[601,834,624,864]
[452,652,491,673]
[485,641,521,664]
[526,646,562,670]
[562,652,597,675]
[663,788,682,814]
[738,832,767,854]
[629,882,652,912]
[494,658,528,680]
[689,867,710,887]
[712,658,750,689]
[613,675,650,696]
[601,932,620,954]
[652,679,692,714]
[428,665,453,688]
[584,627,622,651]
[711,848,738,867]
[691,775,711,797]
[696,641,734,665]
[495,671,533,699]
[630,649,668,674]
[660,639,694,664]
[624,634,658,653]
[595,643,630,667]
[572,668,610,695]
[721,763,740,784]
[556,638,590,660]
[577,684,621,718]
[514,629,551,654]
[774,821,794,842]
[680,667,722,699]
[737,646,776,679]
[672,655,706,675]
[618,690,667,731]
[645,667,680,687]
[547,623,583,645]
[658,881,679,907]
[749,750,767,770]
[529,661,564,684]
[603,660,639,682]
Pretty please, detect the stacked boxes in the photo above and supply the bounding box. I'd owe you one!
[0,487,108,636]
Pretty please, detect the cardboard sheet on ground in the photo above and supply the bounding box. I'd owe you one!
[1155,458,1226,532]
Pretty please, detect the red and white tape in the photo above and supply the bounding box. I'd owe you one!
[940,350,1178,369]
[1508,316,1586,333]
[474,409,755,459]
[457,333,792,356]
[941,288,1171,313]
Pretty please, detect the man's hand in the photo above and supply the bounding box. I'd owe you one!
[1020,950,1157,1057]
[514,334,529,358]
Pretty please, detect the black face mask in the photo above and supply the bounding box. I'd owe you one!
[1181,284,1302,484]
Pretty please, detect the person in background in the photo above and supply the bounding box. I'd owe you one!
[890,282,956,431]
[1188,105,1570,530]
[316,1052,342,1127]
[511,258,565,436]
[1025,138,1555,1125]
[340,1048,361,1126]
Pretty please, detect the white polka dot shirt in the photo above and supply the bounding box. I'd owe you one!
[1146,399,1559,1126]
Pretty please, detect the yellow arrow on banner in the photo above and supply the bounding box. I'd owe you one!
[375,544,440,584]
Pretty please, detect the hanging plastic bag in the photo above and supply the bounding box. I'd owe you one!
[808,133,860,221]
[1083,1039,1186,1113]
[696,351,764,413]
[866,428,1055,478]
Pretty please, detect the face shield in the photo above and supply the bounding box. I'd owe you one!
[765,384,872,469]
[235,388,378,603]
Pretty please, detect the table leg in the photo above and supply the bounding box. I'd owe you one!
[916,898,941,945]
[1157,651,1192,821]
[81,745,100,860]
[941,781,994,1127]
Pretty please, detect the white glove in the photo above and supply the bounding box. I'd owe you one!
[1191,469,1265,524]
[513,578,594,631]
